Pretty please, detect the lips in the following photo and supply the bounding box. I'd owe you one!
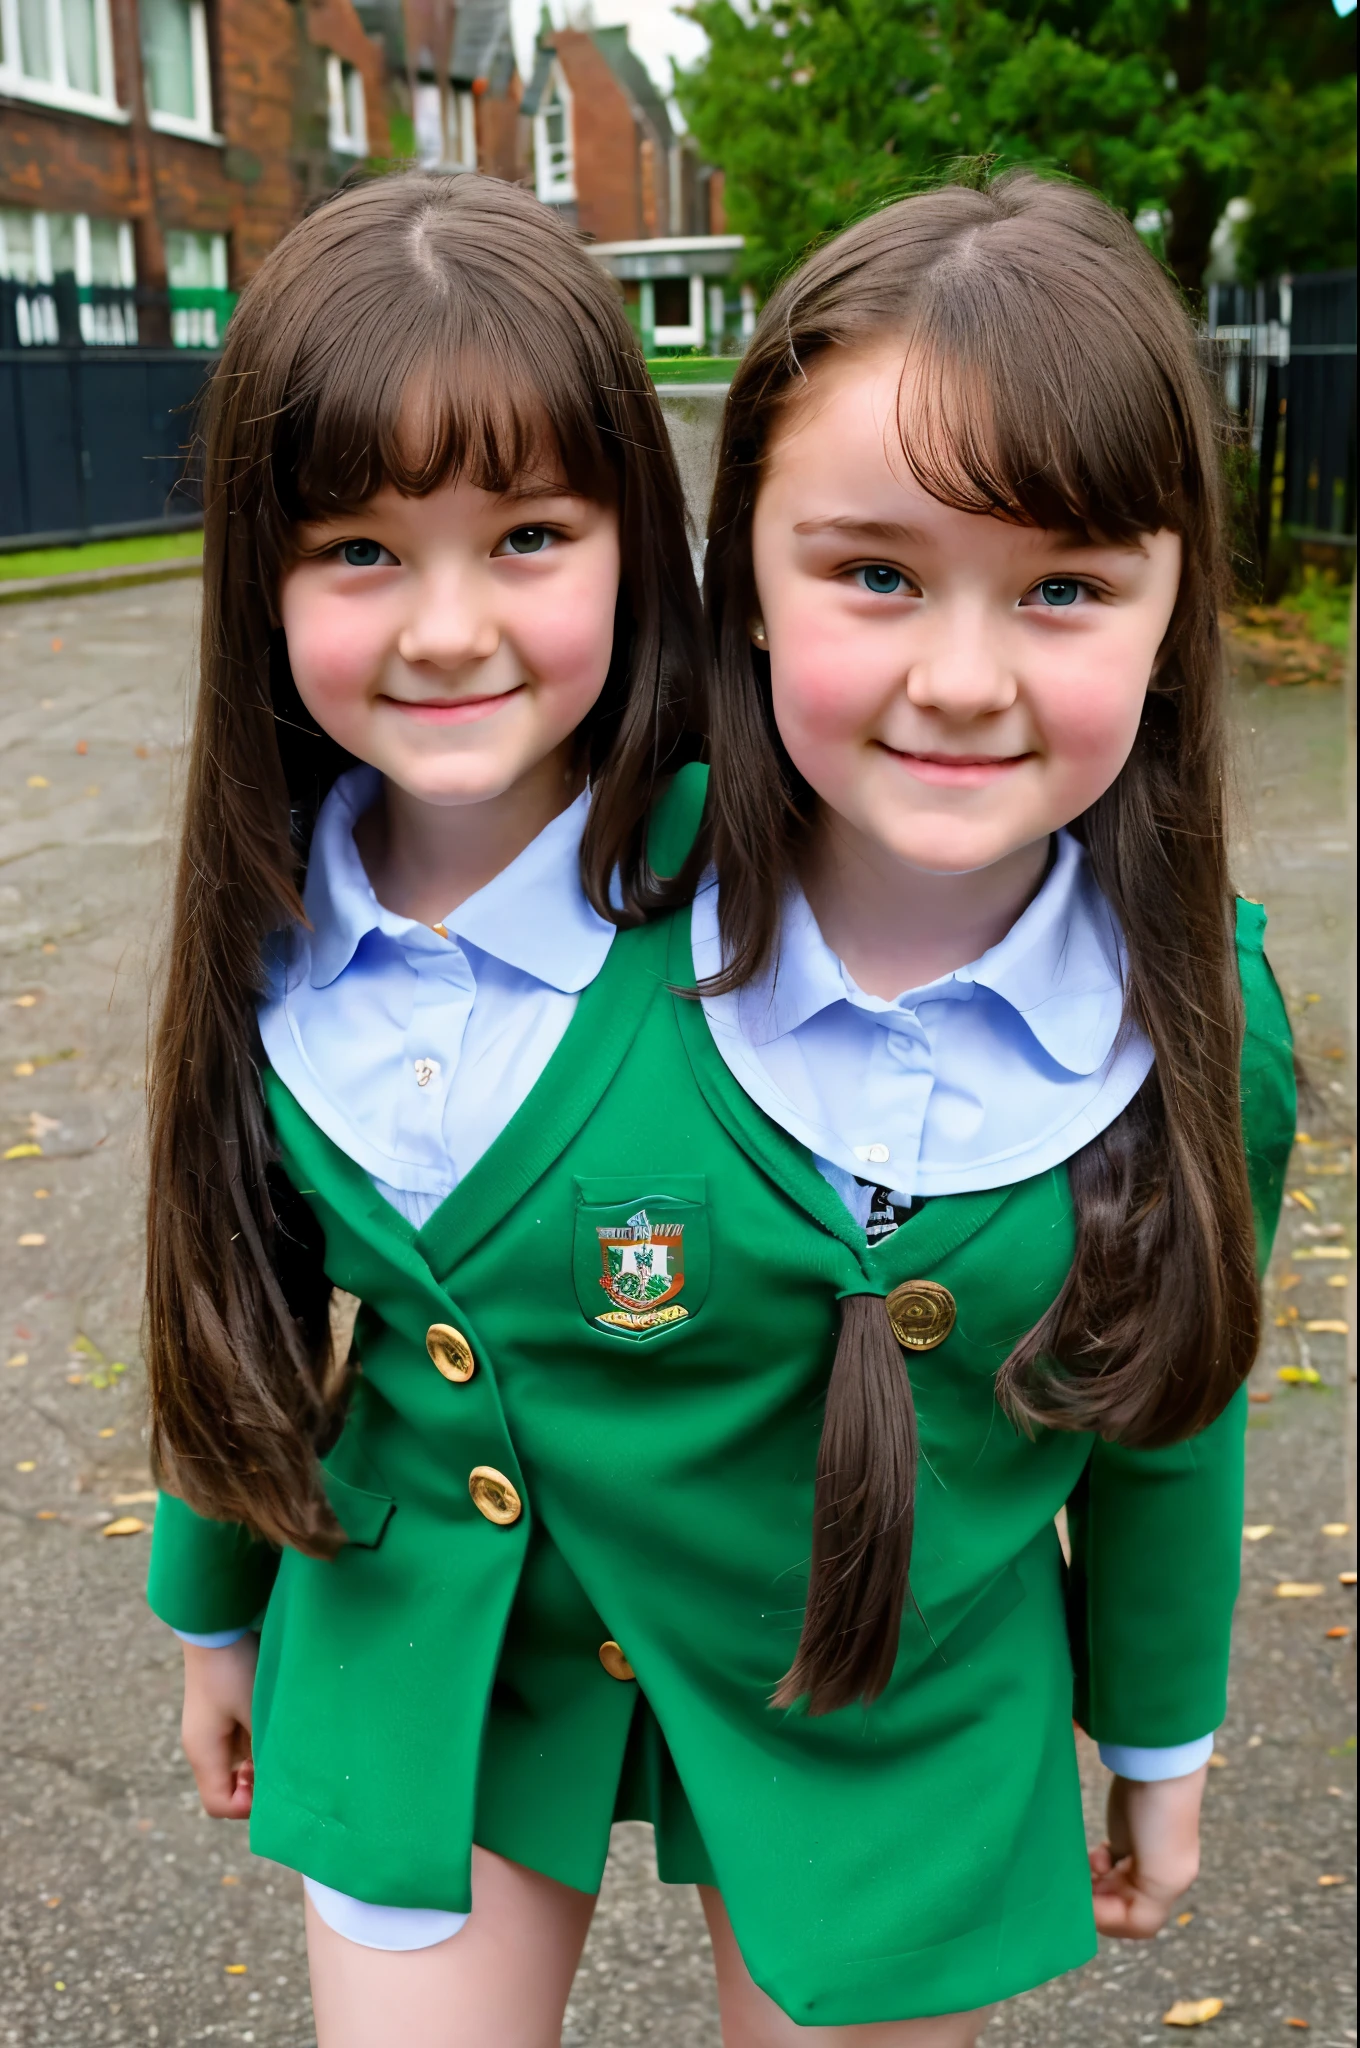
[887,748,1028,789]
[380,687,522,726]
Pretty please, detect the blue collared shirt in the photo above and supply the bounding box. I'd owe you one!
[257,765,615,1229]
[693,829,1155,1229]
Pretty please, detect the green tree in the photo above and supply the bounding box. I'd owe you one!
[677,0,1356,295]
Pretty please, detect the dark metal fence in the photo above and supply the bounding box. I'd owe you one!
[0,329,212,551]
[1207,269,1357,564]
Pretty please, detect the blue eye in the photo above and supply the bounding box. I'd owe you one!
[341,539,385,567]
[1036,578,1081,607]
[859,564,903,595]
[504,527,549,555]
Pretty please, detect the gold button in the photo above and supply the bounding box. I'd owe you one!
[599,1640,635,1682]
[427,1323,475,1382]
[468,1465,522,1525]
[885,1280,956,1352]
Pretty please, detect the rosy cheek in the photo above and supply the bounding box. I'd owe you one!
[773,617,889,749]
[1035,664,1148,795]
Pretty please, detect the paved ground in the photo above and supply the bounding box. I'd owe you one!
[0,579,1353,2048]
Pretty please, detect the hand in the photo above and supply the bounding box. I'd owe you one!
[180,1635,258,1820]
[1089,1762,1208,1939]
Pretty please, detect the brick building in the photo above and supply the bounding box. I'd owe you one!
[0,0,522,347]
[523,22,746,357]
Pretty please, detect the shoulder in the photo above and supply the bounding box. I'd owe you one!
[645,761,709,881]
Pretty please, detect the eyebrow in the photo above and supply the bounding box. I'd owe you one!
[791,516,928,545]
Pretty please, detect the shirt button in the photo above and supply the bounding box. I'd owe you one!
[599,1640,636,1682]
[426,1323,475,1383]
[413,1058,441,1088]
[885,1280,957,1352]
[854,1142,891,1165]
[469,1465,522,1525]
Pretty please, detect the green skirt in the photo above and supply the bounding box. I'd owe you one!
[474,1514,717,1892]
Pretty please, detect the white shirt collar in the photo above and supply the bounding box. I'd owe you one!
[725,830,1128,1078]
[303,766,614,995]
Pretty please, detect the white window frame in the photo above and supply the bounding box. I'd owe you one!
[652,273,706,350]
[327,51,368,156]
[533,59,575,204]
[453,85,475,169]
[0,0,126,122]
[147,0,219,143]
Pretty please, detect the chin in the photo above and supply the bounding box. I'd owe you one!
[880,826,1016,878]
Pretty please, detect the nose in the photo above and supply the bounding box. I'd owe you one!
[396,566,500,674]
[904,602,1018,721]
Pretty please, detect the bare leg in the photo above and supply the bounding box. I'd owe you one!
[699,1888,997,2048]
[307,1845,597,2048]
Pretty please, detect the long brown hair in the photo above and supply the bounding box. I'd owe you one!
[147,172,705,1554]
[700,171,1260,1714]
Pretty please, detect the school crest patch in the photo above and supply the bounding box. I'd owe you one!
[572,1176,708,1343]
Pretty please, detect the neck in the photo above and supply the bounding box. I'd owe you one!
[800,814,1052,999]
[354,745,585,926]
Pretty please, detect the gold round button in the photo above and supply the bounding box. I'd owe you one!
[427,1322,475,1383]
[885,1280,956,1352]
[468,1465,522,1525]
[599,1640,636,1682]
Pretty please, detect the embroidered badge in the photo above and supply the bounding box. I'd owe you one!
[594,1208,689,1332]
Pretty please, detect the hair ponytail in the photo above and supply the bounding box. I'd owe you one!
[772,1293,919,1715]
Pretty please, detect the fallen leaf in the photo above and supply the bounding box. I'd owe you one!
[17,1232,45,1245]
[74,740,87,755]
[4,1142,43,1159]
[1288,1189,1319,1213]
[98,1426,116,1439]
[1249,1390,1273,1404]
[1322,1524,1352,1536]
[135,744,149,758]
[1295,1131,1312,1143]
[6,1352,28,1366]
[1317,1874,1347,1885]
[1244,1525,1275,1541]
[35,1510,55,1520]
[12,1061,34,1077]
[221,1873,240,1886]
[112,1490,157,1506]
[1341,1571,1358,1587]
[1284,2022,1309,2031]
[1274,1310,1298,1326]
[1176,1911,1194,1925]
[1277,1272,1301,1291]
[44,1896,60,1908]
[26,775,49,789]
[12,993,38,1007]
[1328,1273,1349,1286]
[1207,1753,1228,1767]
[1305,1320,1348,1334]
[1325,1626,1349,1639]
[1162,1996,1224,2026]
[224,1962,247,1974]
[84,784,98,797]
[1277,1365,1321,1385]
[1295,1246,1351,1261]
[15,1460,35,1472]
[99,1517,146,1538]
[49,638,61,652]
[1275,1582,1325,1598]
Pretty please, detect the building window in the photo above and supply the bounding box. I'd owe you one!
[141,0,215,140]
[0,205,137,345]
[0,0,122,118]
[412,82,474,168]
[166,227,232,347]
[534,61,575,204]
[652,273,705,350]
[327,53,367,156]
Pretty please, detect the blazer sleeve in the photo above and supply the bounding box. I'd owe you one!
[146,1491,279,1635]
[1068,898,1296,1748]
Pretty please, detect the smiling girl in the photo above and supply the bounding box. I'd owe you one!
[143,172,705,2043]
[676,171,1295,2038]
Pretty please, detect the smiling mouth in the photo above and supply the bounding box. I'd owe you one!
[885,748,1030,788]
[380,686,524,726]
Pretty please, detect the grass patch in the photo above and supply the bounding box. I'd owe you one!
[1284,565,1354,651]
[0,528,203,581]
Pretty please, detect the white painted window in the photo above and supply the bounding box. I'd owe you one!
[142,0,216,140]
[0,205,137,343]
[652,273,705,350]
[167,227,229,345]
[0,0,123,120]
[454,86,475,168]
[534,60,575,204]
[327,52,367,156]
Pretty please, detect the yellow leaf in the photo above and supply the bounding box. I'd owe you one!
[1322,1523,1351,1536]
[112,1489,157,1506]
[1295,1246,1351,1260]
[6,1352,27,1367]
[1277,1272,1301,1290]
[15,1460,35,1472]
[1288,1189,1319,1212]
[98,1426,116,1439]
[1162,1996,1224,2026]
[1324,1626,1349,1639]
[13,993,38,1007]
[1277,1365,1321,1384]
[1328,1273,1349,1286]
[12,1061,34,1076]
[26,774,49,788]
[1341,1570,1358,1587]
[3,1142,42,1159]
[221,1874,240,1886]
[1243,1525,1275,1541]
[1305,1319,1348,1334]
[224,1962,247,1974]
[1317,1874,1347,1886]
[1176,1910,1195,1925]
[100,1517,146,1538]
[1275,1582,1325,1598]
[17,1232,46,1246]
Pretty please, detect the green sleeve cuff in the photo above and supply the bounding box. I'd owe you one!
[146,1491,280,1635]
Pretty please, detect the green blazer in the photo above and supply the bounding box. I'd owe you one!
[147,767,1295,2023]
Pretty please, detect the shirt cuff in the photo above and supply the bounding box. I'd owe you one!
[1098,1734,1215,1781]
[172,1625,252,1649]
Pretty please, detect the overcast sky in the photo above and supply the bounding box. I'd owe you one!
[508,0,710,106]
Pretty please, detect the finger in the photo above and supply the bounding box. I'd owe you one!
[183,1721,245,1819]
[1088,1842,1115,1879]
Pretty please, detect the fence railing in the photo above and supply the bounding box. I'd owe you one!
[1206,269,1357,564]
[0,280,237,355]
